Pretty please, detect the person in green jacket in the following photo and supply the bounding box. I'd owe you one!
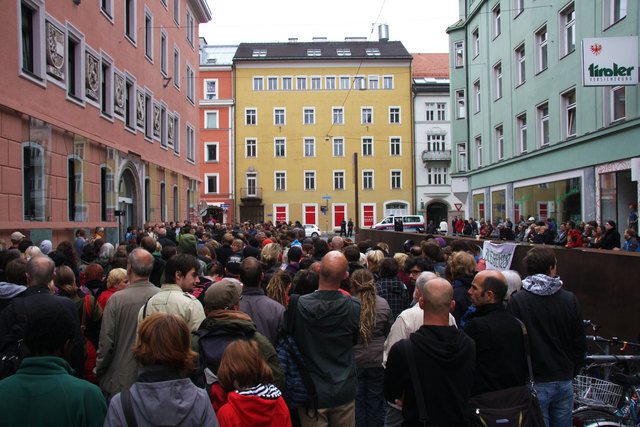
[0,294,107,426]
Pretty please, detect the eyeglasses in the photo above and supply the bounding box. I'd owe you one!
[409,270,422,275]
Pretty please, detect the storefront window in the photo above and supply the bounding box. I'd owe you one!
[473,193,485,220]
[514,177,581,222]
[491,189,506,223]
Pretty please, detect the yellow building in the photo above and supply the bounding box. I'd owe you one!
[233,37,413,231]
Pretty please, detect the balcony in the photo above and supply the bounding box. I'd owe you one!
[422,149,451,162]
[240,187,263,202]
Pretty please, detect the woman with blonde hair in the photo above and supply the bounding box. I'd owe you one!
[265,270,292,307]
[365,250,384,278]
[261,243,282,285]
[216,339,291,427]
[97,268,129,309]
[104,313,218,426]
[350,269,393,427]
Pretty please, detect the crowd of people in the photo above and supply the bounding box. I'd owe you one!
[431,209,639,252]
[0,219,589,426]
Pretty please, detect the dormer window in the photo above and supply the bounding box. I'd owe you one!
[307,49,321,56]
[336,48,351,56]
[365,48,381,56]
[252,49,267,57]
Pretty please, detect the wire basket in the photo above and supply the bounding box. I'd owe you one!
[574,375,624,407]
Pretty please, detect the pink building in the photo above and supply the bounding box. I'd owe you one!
[0,0,211,245]
[198,41,237,223]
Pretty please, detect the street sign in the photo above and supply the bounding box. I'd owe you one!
[322,196,332,200]
[220,203,230,208]
[455,203,463,211]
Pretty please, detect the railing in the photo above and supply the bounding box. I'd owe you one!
[422,149,452,161]
[239,187,263,200]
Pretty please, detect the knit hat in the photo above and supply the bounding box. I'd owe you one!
[203,278,242,310]
[39,240,53,255]
[262,239,273,247]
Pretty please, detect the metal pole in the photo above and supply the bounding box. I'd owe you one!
[353,153,359,234]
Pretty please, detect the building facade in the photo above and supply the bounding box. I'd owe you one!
[199,41,237,224]
[0,0,210,244]
[412,53,464,227]
[233,36,414,231]
[447,0,639,231]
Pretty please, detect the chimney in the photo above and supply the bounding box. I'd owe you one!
[312,37,328,42]
[288,38,298,43]
[378,24,389,42]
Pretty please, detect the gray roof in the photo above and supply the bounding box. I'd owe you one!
[200,45,239,66]
[234,41,412,61]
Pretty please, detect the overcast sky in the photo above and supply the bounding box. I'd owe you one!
[199,0,461,53]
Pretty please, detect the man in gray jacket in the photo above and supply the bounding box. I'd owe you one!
[96,248,159,398]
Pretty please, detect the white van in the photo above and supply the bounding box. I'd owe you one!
[372,215,425,232]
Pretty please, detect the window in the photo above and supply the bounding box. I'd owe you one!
[66,26,83,100]
[173,47,180,89]
[495,125,504,160]
[560,3,575,57]
[205,111,218,128]
[186,63,195,103]
[389,107,401,124]
[204,79,217,99]
[365,48,381,56]
[325,76,336,90]
[100,166,113,222]
[307,49,321,56]
[535,25,548,73]
[160,29,168,75]
[475,136,483,167]
[172,185,178,221]
[604,0,627,28]
[205,174,219,194]
[362,137,373,156]
[457,143,467,172]
[361,107,373,124]
[304,138,315,157]
[427,134,445,151]
[275,171,286,191]
[354,76,366,90]
[274,138,286,157]
[390,137,401,156]
[144,92,152,139]
[332,107,344,125]
[205,142,218,162]
[333,171,345,190]
[125,0,136,41]
[537,102,550,146]
[274,108,286,126]
[513,0,524,17]
[101,56,113,118]
[333,138,344,157]
[561,88,576,139]
[391,170,402,189]
[282,77,292,90]
[369,76,379,89]
[245,138,257,158]
[173,0,180,25]
[493,63,502,100]
[267,76,278,90]
[171,114,180,154]
[336,48,351,56]
[245,108,257,126]
[303,107,315,125]
[425,103,435,121]
[101,0,113,18]
[472,28,479,58]
[493,4,501,38]
[437,103,446,121]
[304,171,316,191]
[23,142,45,221]
[185,7,194,47]
[516,113,527,153]
[340,76,350,90]
[454,41,464,68]
[427,167,447,185]
[20,0,45,82]
[311,76,322,90]
[144,10,153,60]
[515,43,525,86]
[607,86,626,124]
[186,124,195,163]
[253,77,263,91]
[252,49,266,57]
[363,170,374,190]
[296,76,307,90]
[473,81,481,113]
[160,182,166,221]
[456,90,466,119]
[125,77,135,129]
[383,76,394,89]
[246,172,258,197]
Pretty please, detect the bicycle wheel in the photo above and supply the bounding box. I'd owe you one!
[572,407,625,426]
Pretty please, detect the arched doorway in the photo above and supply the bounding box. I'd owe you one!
[118,167,140,239]
[427,202,448,226]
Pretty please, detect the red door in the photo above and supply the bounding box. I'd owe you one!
[333,205,345,229]
[363,205,375,227]
[275,206,287,223]
[304,206,316,225]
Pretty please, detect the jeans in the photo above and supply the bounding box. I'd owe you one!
[298,400,355,427]
[356,367,386,427]
[533,380,574,427]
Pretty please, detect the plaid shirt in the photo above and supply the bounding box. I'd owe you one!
[375,276,409,319]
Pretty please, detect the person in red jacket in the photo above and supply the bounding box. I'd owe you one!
[217,339,291,427]
[565,220,583,248]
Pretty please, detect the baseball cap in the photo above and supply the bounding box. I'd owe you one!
[225,254,243,275]
[11,231,26,242]
[204,278,243,310]
[528,217,536,222]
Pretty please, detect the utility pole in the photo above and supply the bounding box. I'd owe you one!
[353,153,359,234]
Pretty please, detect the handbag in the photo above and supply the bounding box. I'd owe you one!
[469,319,544,427]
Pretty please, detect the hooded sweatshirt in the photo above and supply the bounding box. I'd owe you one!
[384,325,475,426]
[216,384,291,427]
[0,282,26,313]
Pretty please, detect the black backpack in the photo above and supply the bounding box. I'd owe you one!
[192,327,251,388]
[0,298,29,380]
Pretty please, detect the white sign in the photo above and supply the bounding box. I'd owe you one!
[582,36,639,86]
[482,241,517,271]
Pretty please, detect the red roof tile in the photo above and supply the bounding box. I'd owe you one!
[411,53,449,78]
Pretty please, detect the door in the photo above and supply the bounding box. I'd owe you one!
[333,204,346,230]
[362,204,376,227]
[304,205,317,225]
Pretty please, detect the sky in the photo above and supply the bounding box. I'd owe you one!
[198,0,461,54]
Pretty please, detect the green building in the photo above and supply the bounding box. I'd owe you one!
[447,0,639,232]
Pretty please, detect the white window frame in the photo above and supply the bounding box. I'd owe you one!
[472,28,480,58]
[205,173,219,194]
[204,110,218,129]
[536,101,550,147]
[160,27,168,75]
[245,172,258,197]
[333,170,345,191]
[245,108,257,126]
[362,137,373,157]
[204,78,218,99]
[535,24,548,74]
[339,75,350,90]
[310,76,322,90]
[303,107,315,125]
[22,141,46,221]
[361,107,373,125]
[513,0,524,17]
[425,103,435,121]
[332,137,344,157]
[369,75,379,89]
[492,3,501,38]
[390,137,401,156]
[383,75,394,89]
[427,134,446,151]
[124,73,136,131]
[185,6,194,48]
[172,112,181,155]
[124,0,137,44]
[296,76,307,90]
[303,137,315,157]
[559,2,576,58]
[66,22,85,104]
[186,123,195,163]
[274,138,286,158]
[605,85,626,125]
[354,75,366,90]
[475,136,483,167]
[454,41,464,68]
[253,76,264,91]
[274,107,286,126]
[494,62,503,100]
[515,43,526,86]
[473,80,481,113]
[390,170,402,190]
[101,0,114,20]
[173,45,180,89]
[173,0,180,25]
[332,107,344,125]
[436,103,446,121]
[516,113,527,154]
[325,76,336,90]
[274,171,287,191]
[495,125,504,160]
[457,143,467,172]
[304,170,316,191]
[389,106,401,124]
[561,87,577,140]
[603,0,627,29]
[186,62,195,104]
[100,52,114,120]
[282,76,292,90]
[362,170,374,190]
[204,142,219,162]
[456,89,466,119]
[144,7,154,62]
[267,76,278,91]
[19,0,46,85]
[245,138,257,158]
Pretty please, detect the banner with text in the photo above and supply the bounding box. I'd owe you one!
[482,241,517,271]
[582,36,639,86]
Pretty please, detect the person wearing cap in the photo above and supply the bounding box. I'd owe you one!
[10,232,25,250]
[195,279,285,393]
[137,253,205,332]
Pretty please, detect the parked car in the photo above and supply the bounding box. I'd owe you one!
[303,224,321,237]
[372,215,425,233]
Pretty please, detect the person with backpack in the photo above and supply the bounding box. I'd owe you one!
[194,278,285,411]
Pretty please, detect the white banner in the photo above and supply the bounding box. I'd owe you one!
[482,241,517,271]
[582,36,639,86]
